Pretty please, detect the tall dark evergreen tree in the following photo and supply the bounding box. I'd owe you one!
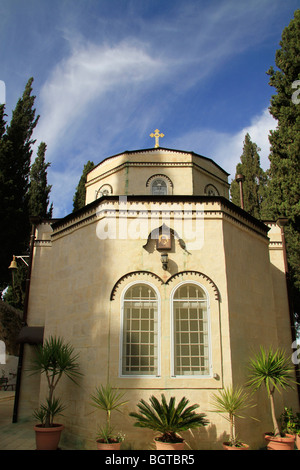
[0,104,6,139]
[265,9,300,325]
[28,142,53,218]
[73,160,95,212]
[0,77,39,289]
[230,133,267,219]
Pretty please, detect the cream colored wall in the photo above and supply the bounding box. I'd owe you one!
[192,169,229,198]
[20,200,299,449]
[266,222,295,350]
[222,218,298,445]
[58,201,229,449]
[18,223,54,418]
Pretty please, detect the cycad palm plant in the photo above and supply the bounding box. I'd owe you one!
[129,394,209,443]
[247,346,296,437]
[29,336,82,427]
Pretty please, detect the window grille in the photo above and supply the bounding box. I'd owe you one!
[173,283,210,376]
[122,284,158,376]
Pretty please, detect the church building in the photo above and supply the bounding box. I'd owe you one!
[16,132,298,449]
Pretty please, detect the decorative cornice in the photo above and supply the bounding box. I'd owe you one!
[166,271,220,300]
[86,160,194,187]
[269,241,283,248]
[110,270,220,301]
[34,239,52,247]
[51,195,270,240]
[110,271,164,300]
[86,159,229,189]
[87,147,230,178]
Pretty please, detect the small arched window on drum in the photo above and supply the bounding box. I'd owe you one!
[151,179,168,195]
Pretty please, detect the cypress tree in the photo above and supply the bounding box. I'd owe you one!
[28,142,53,218]
[266,10,300,221]
[265,10,300,324]
[230,133,267,219]
[0,104,6,139]
[73,160,95,212]
[0,78,39,289]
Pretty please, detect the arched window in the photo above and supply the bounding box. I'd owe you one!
[96,184,113,199]
[121,283,160,377]
[172,282,211,377]
[204,184,219,196]
[151,178,168,195]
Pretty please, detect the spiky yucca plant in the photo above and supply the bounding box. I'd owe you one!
[90,383,128,443]
[29,336,82,427]
[247,346,297,437]
[129,394,209,443]
[210,386,256,446]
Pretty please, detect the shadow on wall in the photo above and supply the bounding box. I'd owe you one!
[182,424,228,450]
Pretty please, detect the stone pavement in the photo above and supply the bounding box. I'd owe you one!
[0,391,36,450]
[0,392,86,451]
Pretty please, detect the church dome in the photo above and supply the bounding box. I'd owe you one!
[85,147,230,204]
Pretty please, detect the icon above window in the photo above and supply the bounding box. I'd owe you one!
[157,232,172,250]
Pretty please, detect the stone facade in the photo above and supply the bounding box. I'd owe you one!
[17,148,298,449]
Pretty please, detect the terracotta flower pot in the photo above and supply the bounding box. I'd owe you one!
[34,423,64,450]
[296,434,300,450]
[222,442,249,450]
[96,440,122,450]
[264,433,295,450]
[155,440,185,450]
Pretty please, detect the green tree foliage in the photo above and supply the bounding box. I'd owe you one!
[3,262,28,311]
[0,300,22,356]
[230,133,267,219]
[0,104,6,139]
[265,10,300,318]
[28,142,53,218]
[0,78,39,289]
[0,78,52,310]
[73,160,95,212]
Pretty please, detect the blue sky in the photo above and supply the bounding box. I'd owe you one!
[0,0,298,217]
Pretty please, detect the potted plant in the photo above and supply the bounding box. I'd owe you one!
[90,383,127,450]
[129,393,209,450]
[247,346,297,450]
[210,385,256,450]
[29,335,82,450]
[280,407,300,450]
[295,417,300,450]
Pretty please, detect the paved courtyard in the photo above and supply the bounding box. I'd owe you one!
[0,392,36,450]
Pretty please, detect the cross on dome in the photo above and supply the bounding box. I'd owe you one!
[150,129,164,148]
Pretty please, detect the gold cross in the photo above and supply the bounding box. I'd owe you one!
[150,129,164,148]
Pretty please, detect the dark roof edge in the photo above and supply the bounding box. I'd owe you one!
[51,195,269,234]
[86,147,230,177]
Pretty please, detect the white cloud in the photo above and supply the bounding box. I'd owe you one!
[34,0,279,160]
[32,1,282,218]
[172,108,277,179]
[34,40,165,158]
[215,108,278,178]
[47,166,80,217]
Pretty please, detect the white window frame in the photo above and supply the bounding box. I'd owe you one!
[119,281,161,378]
[170,281,212,378]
